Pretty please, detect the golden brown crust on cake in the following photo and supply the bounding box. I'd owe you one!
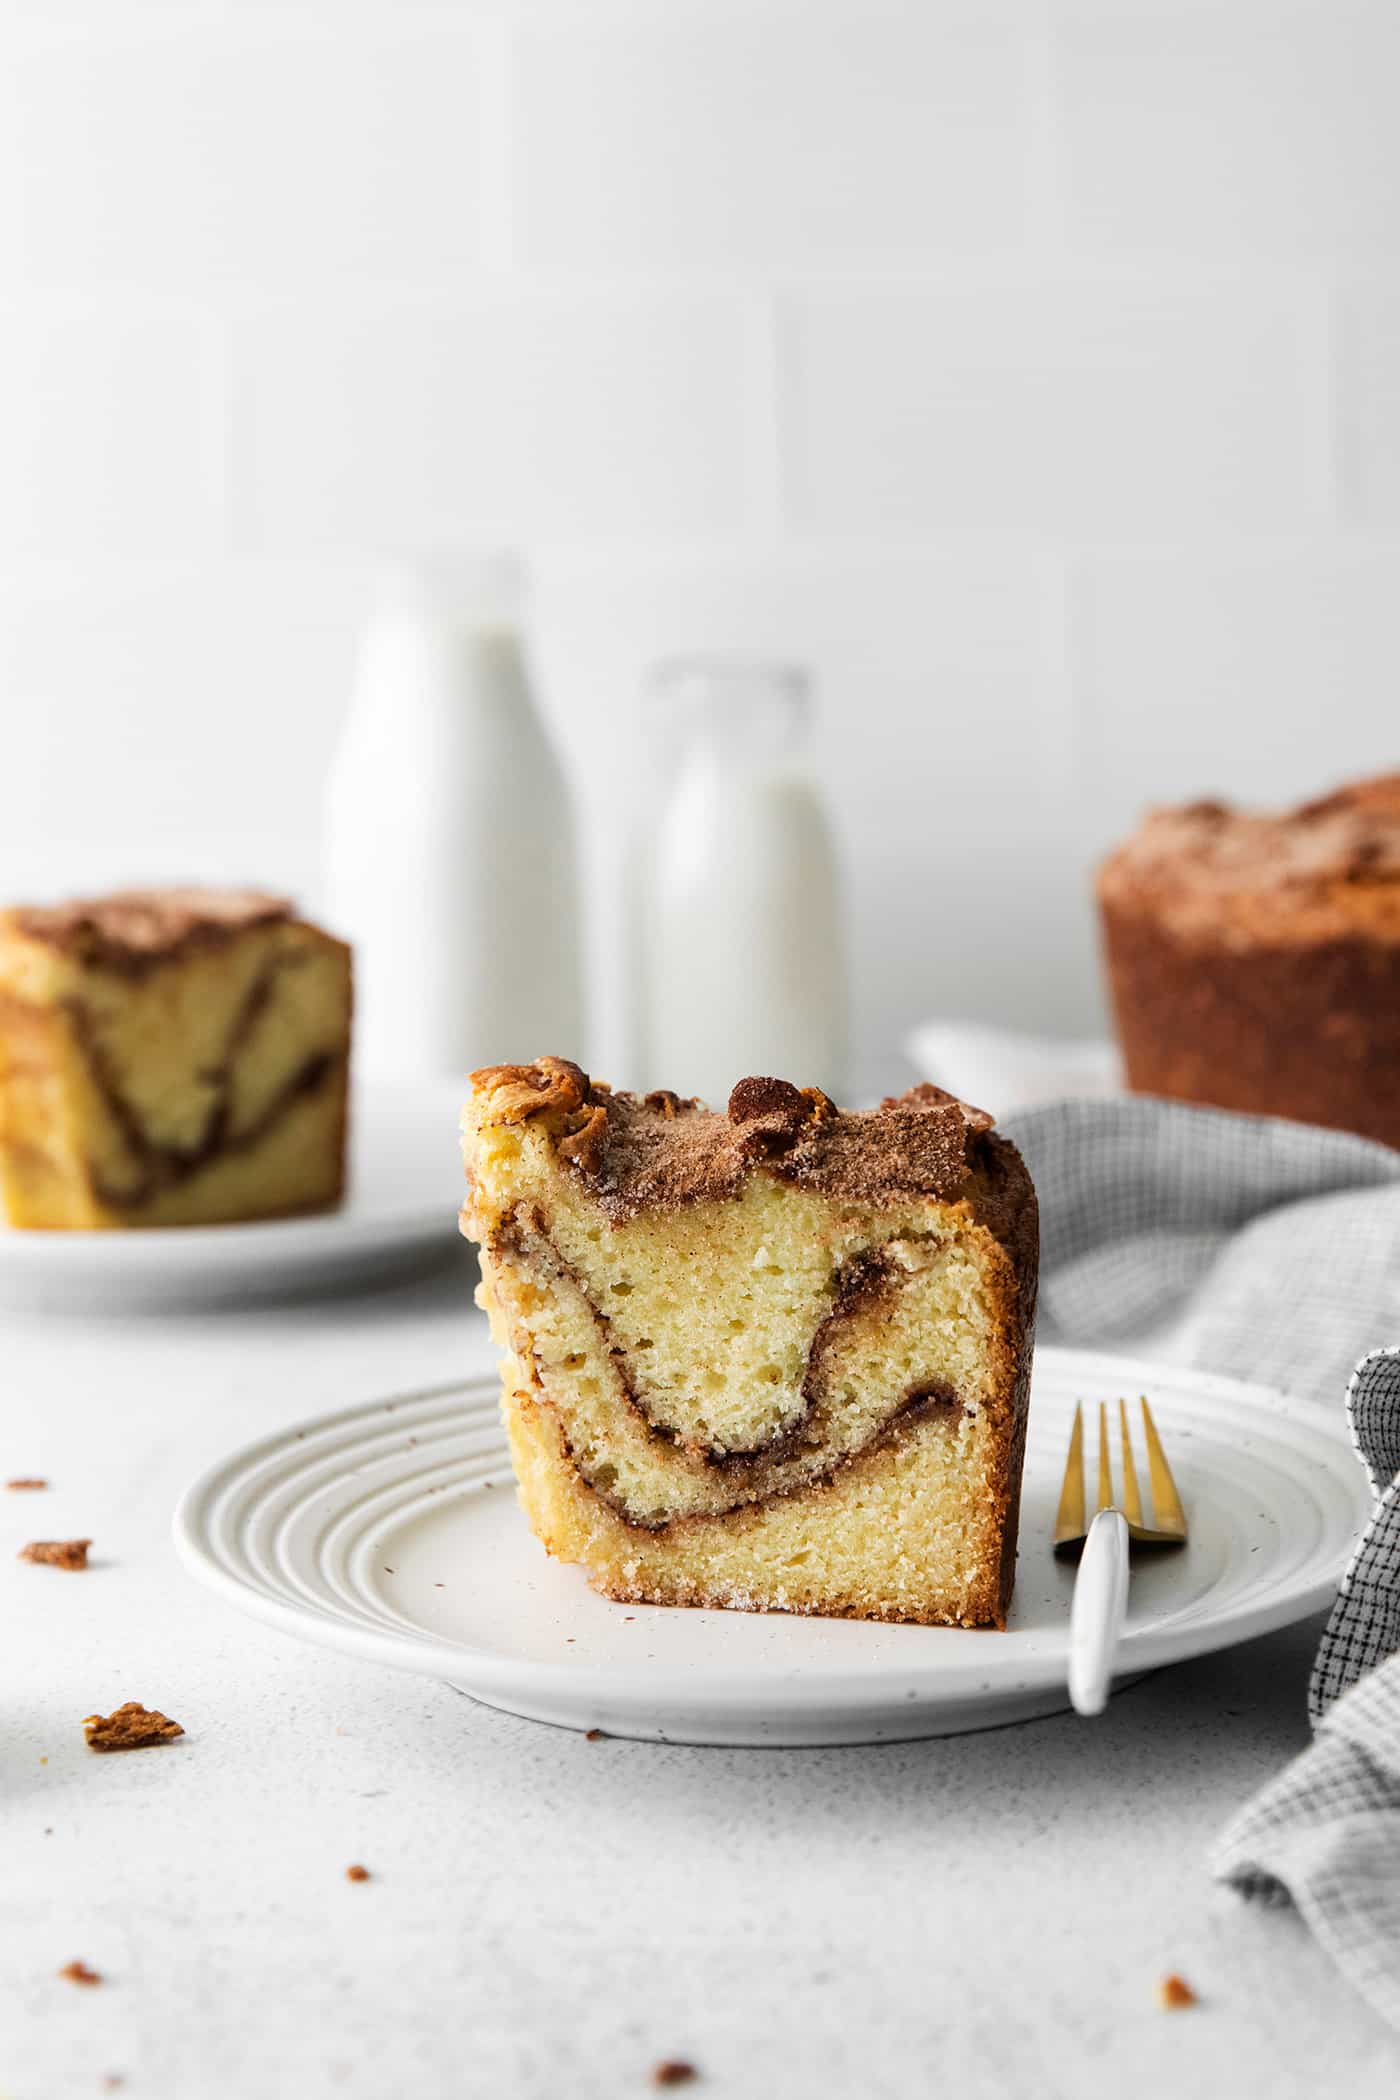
[469,1054,593,1123]
[1098,774,1400,1148]
[463,1062,1038,1628]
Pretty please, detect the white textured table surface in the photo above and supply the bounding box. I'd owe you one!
[6,1256,1400,2100]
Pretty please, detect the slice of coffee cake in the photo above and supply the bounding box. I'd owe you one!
[0,888,351,1228]
[461,1060,1037,1627]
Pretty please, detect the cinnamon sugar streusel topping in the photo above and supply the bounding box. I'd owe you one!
[1099,774,1400,941]
[20,1538,90,1570]
[469,1055,592,1124]
[83,1702,184,1752]
[466,1061,1003,1222]
[10,886,292,971]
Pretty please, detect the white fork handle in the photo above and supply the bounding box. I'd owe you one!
[1069,1508,1130,1717]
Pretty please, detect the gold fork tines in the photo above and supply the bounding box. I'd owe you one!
[1118,1398,1144,1529]
[1052,1400,1086,1547]
[1053,1396,1189,1557]
[1140,1397,1188,1541]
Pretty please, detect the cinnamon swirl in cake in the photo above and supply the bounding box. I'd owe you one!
[0,887,351,1228]
[461,1060,1038,1628]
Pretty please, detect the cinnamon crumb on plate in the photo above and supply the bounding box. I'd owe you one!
[651,2063,698,2088]
[20,1538,91,1570]
[345,1864,371,1883]
[59,1960,102,1986]
[1158,1973,1198,2010]
[6,1477,48,1490]
[83,1702,183,1753]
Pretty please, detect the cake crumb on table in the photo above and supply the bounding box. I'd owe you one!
[1158,1973,1199,2010]
[20,1538,91,1570]
[58,1960,102,1986]
[345,1864,371,1883]
[83,1702,184,1753]
[6,1477,48,1490]
[584,1728,605,1742]
[651,2062,698,2088]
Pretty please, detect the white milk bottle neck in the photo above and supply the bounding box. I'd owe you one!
[654,659,811,777]
[640,658,846,1103]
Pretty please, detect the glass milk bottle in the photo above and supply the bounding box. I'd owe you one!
[640,660,846,1105]
[323,555,583,1081]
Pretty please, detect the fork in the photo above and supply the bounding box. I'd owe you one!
[1053,1397,1188,1717]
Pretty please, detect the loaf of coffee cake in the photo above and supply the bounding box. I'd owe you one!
[1098,775,1400,1149]
[0,888,352,1227]
[461,1059,1038,1628]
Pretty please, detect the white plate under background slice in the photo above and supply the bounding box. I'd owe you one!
[0,1081,467,1308]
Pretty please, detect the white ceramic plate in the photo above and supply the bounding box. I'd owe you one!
[173,1346,1370,1746]
[905,1020,1121,1119]
[0,1082,468,1308]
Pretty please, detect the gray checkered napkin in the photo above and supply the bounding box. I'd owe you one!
[1000,1097,1400,2029]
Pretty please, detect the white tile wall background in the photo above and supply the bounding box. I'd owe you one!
[1,0,1397,1095]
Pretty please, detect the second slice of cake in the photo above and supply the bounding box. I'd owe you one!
[0,888,351,1228]
[462,1061,1038,1628]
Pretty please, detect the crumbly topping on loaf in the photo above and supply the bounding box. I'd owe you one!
[1099,774,1400,940]
[7,887,293,970]
[465,1061,1002,1219]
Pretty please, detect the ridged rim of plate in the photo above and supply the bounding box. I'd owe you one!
[173,1345,1371,1720]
